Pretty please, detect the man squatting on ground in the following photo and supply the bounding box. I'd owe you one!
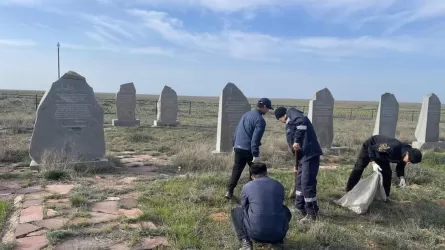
[225,98,273,199]
[346,135,423,198]
[274,107,323,222]
[231,163,291,250]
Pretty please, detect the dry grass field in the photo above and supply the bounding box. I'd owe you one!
[1,90,445,250]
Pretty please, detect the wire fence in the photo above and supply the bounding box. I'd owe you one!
[1,93,445,122]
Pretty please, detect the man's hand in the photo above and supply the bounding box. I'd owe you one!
[293,167,298,174]
[292,143,301,151]
[372,162,382,172]
[252,157,260,163]
[399,177,406,188]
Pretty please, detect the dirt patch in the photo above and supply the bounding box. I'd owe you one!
[209,212,228,222]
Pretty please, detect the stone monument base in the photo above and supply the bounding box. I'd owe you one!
[153,120,180,127]
[324,146,350,155]
[29,158,110,171]
[112,119,140,127]
[412,141,445,150]
[211,150,231,155]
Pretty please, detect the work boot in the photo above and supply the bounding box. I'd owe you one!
[239,239,252,250]
[270,242,285,250]
[224,191,233,199]
[299,214,317,224]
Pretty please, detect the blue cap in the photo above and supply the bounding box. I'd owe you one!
[258,98,273,110]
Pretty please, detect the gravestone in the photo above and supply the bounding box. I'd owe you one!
[412,93,445,149]
[307,88,334,148]
[29,71,106,166]
[213,82,251,154]
[373,93,399,138]
[112,83,140,126]
[153,85,179,126]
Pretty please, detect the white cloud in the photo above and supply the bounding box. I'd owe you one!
[0,39,36,47]
[81,15,135,39]
[128,46,174,56]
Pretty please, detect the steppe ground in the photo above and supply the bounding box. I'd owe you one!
[1,90,445,250]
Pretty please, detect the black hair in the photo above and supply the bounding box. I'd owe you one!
[250,162,267,177]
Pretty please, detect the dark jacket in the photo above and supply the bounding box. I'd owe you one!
[233,110,266,157]
[241,176,289,242]
[363,135,411,177]
[285,108,323,162]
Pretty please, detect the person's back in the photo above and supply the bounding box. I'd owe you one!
[241,177,288,242]
[367,135,411,163]
[233,109,266,155]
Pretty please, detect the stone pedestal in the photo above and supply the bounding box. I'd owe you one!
[112,119,140,127]
[153,120,179,127]
[412,141,445,150]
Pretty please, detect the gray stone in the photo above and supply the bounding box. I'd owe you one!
[213,82,251,154]
[153,85,179,126]
[29,71,106,165]
[413,93,444,149]
[373,93,399,138]
[112,83,140,127]
[307,88,334,148]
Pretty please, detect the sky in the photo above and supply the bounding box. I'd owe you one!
[1,0,445,102]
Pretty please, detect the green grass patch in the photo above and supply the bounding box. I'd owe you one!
[0,200,10,229]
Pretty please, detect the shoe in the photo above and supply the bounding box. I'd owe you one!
[239,239,252,250]
[271,243,284,250]
[224,191,233,199]
[299,214,317,224]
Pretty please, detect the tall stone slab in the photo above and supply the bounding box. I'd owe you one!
[412,93,445,149]
[213,83,251,154]
[373,93,399,138]
[29,71,106,165]
[153,86,179,126]
[112,83,140,127]
[307,88,334,148]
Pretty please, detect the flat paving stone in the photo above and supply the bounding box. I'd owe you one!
[22,199,43,208]
[46,209,59,217]
[34,217,68,230]
[55,238,113,250]
[119,177,138,184]
[15,223,42,238]
[16,186,42,195]
[46,198,70,204]
[118,208,143,219]
[120,198,137,209]
[20,205,44,224]
[127,222,158,230]
[91,201,119,214]
[45,184,75,195]
[89,212,120,224]
[16,235,48,250]
[136,236,169,250]
[109,243,130,250]
[27,229,48,237]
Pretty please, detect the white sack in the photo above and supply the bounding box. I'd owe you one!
[335,172,387,214]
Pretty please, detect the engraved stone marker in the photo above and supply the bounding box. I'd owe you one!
[373,93,399,138]
[29,71,106,165]
[413,93,445,149]
[112,82,140,127]
[213,82,251,154]
[153,85,179,126]
[307,88,334,148]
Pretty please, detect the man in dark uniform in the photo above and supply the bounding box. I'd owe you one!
[346,135,423,198]
[225,98,274,199]
[274,107,323,223]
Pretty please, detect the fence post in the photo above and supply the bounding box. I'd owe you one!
[35,94,38,110]
[155,100,158,116]
[189,101,192,115]
[371,109,374,119]
[349,108,353,119]
[411,110,415,121]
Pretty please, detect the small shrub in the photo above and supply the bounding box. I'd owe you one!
[0,200,10,229]
[129,133,156,143]
[43,170,69,181]
[47,230,75,244]
[69,192,88,207]
[0,243,16,250]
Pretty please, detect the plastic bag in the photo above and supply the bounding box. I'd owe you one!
[335,172,387,214]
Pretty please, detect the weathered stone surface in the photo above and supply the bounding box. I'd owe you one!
[16,187,42,195]
[112,82,140,127]
[213,82,250,153]
[91,201,119,214]
[46,198,70,204]
[26,229,48,237]
[136,237,169,250]
[413,93,445,149]
[34,217,68,230]
[120,197,137,209]
[46,209,59,217]
[15,223,42,238]
[55,238,113,250]
[89,212,120,224]
[373,93,399,138]
[20,205,44,224]
[110,243,130,250]
[45,184,75,195]
[128,221,158,230]
[119,177,138,184]
[16,235,48,250]
[307,88,334,148]
[29,71,106,165]
[153,85,179,126]
[118,208,143,218]
[22,199,43,209]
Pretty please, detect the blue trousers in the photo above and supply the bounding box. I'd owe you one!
[295,156,320,215]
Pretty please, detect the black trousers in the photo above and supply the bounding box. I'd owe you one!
[231,206,291,243]
[346,143,392,197]
[227,148,253,193]
[295,156,320,215]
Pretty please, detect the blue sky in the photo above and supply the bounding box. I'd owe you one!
[1,0,445,102]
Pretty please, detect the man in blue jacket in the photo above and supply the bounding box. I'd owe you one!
[225,98,273,199]
[274,107,323,223]
[231,163,291,250]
